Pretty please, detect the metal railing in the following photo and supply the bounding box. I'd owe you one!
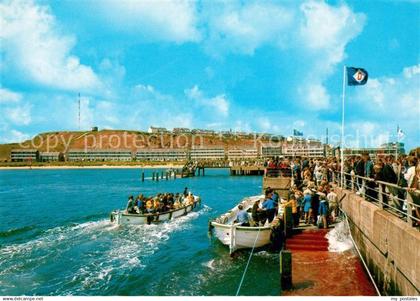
[331,171,420,227]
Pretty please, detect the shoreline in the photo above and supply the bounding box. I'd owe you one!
[0,164,185,170]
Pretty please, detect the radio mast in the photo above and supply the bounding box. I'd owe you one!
[78,93,81,130]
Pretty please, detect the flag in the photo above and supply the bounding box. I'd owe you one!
[347,67,368,85]
[293,129,303,136]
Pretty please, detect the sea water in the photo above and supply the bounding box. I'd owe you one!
[0,168,279,296]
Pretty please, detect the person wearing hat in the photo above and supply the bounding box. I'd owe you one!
[303,189,312,224]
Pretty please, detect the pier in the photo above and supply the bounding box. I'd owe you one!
[229,165,264,176]
[329,173,420,296]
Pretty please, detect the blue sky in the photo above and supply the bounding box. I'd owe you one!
[0,0,419,150]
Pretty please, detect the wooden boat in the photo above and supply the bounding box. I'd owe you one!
[110,195,201,225]
[210,195,278,254]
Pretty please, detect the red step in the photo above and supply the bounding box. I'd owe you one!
[286,229,330,252]
[287,243,329,251]
[286,239,329,247]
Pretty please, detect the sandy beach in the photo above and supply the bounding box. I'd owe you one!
[0,164,184,170]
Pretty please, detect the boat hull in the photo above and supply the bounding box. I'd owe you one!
[110,196,200,225]
[210,195,276,254]
[211,223,272,252]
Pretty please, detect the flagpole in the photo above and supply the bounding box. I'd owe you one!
[340,66,346,188]
[395,125,399,160]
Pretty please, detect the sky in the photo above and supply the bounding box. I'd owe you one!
[0,0,419,150]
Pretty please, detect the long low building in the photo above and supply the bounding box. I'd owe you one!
[136,149,187,161]
[39,152,62,162]
[227,148,258,159]
[190,148,225,160]
[261,146,282,158]
[11,149,39,162]
[66,149,133,161]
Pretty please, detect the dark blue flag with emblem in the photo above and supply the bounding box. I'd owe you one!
[346,67,368,85]
[293,129,303,136]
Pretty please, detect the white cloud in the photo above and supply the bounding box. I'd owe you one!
[185,85,229,116]
[299,83,330,110]
[0,88,22,103]
[95,0,200,43]
[202,1,365,110]
[0,0,102,92]
[0,129,30,143]
[403,64,420,79]
[5,103,32,125]
[296,0,366,110]
[205,2,294,55]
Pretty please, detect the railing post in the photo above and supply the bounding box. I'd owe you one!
[351,175,355,192]
[378,183,384,209]
[362,179,366,199]
[406,192,413,226]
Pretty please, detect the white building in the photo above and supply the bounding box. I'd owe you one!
[261,146,282,158]
[190,148,225,160]
[67,149,133,161]
[148,126,169,134]
[39,152,62,162]
[10,149,39,162]
[227,148,258,159]
[283,140,324,158]
[173,128,191,134]
[136,149,187,161]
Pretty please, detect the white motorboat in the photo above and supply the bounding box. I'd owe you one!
[110,195,201,225]
[210,195,280,254]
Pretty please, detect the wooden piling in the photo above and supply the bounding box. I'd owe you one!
[141,172,145,182]
[152,172,155,181]
[280,250,292,290]
[166,172,169,180]
[161,171,164,179]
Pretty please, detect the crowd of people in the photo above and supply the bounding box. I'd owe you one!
[125,187,195,215]
[234,152,420,228]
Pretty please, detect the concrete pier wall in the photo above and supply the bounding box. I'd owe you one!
[335,187,420,296]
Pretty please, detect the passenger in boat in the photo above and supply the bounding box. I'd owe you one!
[135,195,144,214]
[185,193,194,206]
[262,190,276,223]
[234,204,250,226]
[153,197,161,213]
[145,198,154,213]
[271,191,279,208]
[183,187,189,197]
[251,199,263,226]
[173,198,182,209]
[303,189,312,224]
[126,196,135,213]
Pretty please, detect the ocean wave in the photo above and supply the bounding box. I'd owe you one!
[0,225,37,238]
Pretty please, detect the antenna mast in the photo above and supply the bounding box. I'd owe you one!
[78,93,81,130]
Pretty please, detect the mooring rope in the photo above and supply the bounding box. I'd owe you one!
[339,207,382,296]
[235,226,262,296]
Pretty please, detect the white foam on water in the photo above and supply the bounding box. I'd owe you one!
[326,220,354,252]
[203,259,216,270]
[60,205,212,294]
